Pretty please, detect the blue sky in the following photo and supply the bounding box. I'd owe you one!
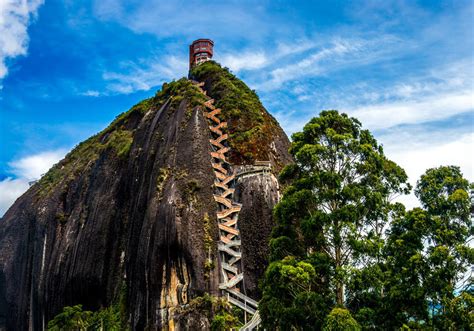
[0,0,473,215]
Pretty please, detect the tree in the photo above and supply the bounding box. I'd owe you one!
[380,166,473,330]
[88,306,122,330]
[382,207,431,329]
[47,304,123,331]
[47,305,93,331]
[415,166,473,329]
[259,256,332,330]
[260,111,410,329]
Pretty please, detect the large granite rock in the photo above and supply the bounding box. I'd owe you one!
[0,64,292,330]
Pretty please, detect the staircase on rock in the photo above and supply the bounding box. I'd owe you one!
[194,81,261,330]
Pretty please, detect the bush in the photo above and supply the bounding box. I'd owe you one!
[322,308,361,331]
[47,304,123,331]
[210,312,239,331]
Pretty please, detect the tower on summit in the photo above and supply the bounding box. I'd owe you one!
[189,39,214,69]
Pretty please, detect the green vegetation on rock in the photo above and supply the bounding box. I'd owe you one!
[47,304,122,331]
[107,130,133,158]
[157,78,207,110]
[48,284,128,330]
[190,61,284,166]
[202,212,216,278]
[156,167,171,194]
[176,294,241,330]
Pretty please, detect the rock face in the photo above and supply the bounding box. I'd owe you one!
[0,63,292,330]
[235,171,281,300]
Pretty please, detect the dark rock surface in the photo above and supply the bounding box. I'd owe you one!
[0,68,292,330]
[235,172,281,300]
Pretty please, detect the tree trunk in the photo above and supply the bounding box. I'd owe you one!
[336,283,344,306]
[335,244,343,305]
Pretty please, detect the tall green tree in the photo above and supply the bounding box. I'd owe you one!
[382,207,431,329]
[415,166,473,329]
[260,111,410,329]
[380,166,473,330]
[260,255,332,330]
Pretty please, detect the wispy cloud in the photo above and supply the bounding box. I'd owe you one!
[0,149,66,216]
[349,90,472,130]
[381,130,473,209]
[102,55,188,94]
[93,0,274,40]
[8,150,66,180]
[344,60,474,130]
[254,35,405,91]
[0,178,29,217]
[270,58,473,134]
[0,0,44,83]
[217,51,268,72]
[268,40,358,86]
[81,90,100,97]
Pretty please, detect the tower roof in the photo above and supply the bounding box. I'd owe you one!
[191,38,214,45]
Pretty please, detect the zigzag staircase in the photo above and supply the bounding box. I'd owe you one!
[193,81,261,330]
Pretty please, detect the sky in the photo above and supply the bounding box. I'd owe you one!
[0,0,473,216]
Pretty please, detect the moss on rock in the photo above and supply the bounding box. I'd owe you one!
[190,61,288,168]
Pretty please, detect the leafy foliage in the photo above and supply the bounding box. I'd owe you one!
[47,305,92,330]
[270,109,410,297]
[47,304,122,331]
[259,256,332,330]
[415,166,473,329]
[322,307,361,331]
[261,112,472,330]
[48,283,127,330]
[157,78,207,109]
[347,166,473,330]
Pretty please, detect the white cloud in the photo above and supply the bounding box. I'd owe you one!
[256,36,403,91]
[0,0,44,81]
[82,90,100,97]
[270,40,355,82]
[0,149,66,216]
[275,40,317,57]
[341,59,474,130]
[349,90,473,130]
[380,131,474,210]
[218,51,268,72]
[0,178,29,217]
[8,150,66,180]
[103,55,188,94]
[93,0,271,40]
[275,59,473,133]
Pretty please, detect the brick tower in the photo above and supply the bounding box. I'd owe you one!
[189,39,214,69]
